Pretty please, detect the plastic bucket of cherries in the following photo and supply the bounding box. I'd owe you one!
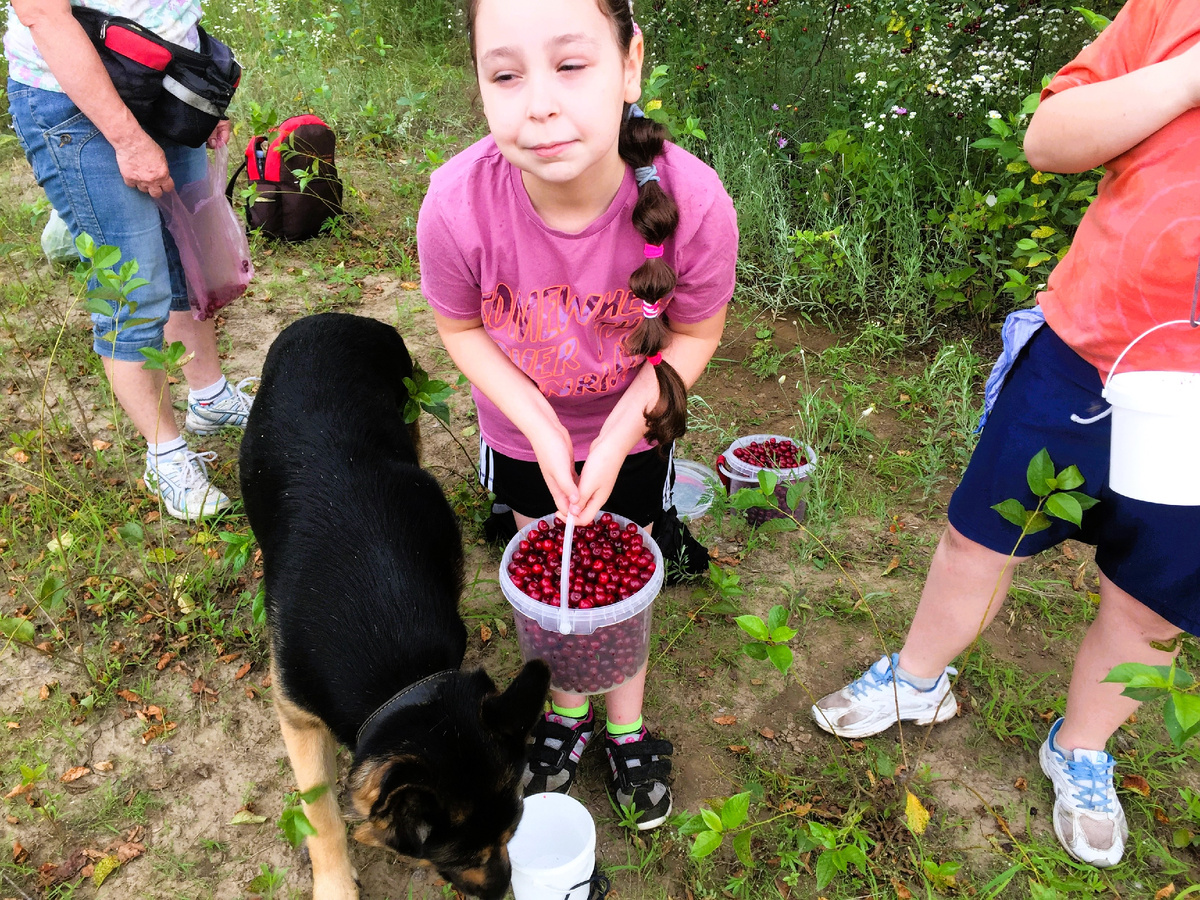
[716,434,817,525]
[500,512,664,695]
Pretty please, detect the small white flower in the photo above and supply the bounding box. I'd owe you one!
[988,110,1002,119]
[985,194,997,207]
[859,405,876,420]
[778,375,787,384]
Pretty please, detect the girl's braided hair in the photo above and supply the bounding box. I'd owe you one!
[467,0,688,449]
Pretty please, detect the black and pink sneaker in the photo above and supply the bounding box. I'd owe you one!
[604,727,674,830]
[521,707,595,796]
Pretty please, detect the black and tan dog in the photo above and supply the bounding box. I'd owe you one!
[240,313,550,900]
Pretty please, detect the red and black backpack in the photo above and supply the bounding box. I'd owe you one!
[225,115,344,241]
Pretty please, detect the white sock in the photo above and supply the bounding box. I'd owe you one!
[146,436,188,469]
[189,376,228,405]
[896,663,940,692]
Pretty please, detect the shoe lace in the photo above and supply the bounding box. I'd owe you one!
[174,449,219,492]
[1064,755,1116,813]
[228,377,259,411]
[848,656,897,699]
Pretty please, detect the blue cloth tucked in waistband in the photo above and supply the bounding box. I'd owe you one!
[976,306,1047,432]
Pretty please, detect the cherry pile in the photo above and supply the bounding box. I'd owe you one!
[732,438,806,469]
[506,514,657,609]
[744,481,807,527]
[515,612,650,694]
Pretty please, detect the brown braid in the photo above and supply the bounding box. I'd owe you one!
[467,0,689,449]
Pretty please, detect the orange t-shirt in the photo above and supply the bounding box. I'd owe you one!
[1037,0,1200,377]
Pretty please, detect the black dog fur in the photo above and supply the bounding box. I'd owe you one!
[240,313,549,900]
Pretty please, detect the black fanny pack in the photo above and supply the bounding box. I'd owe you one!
[72,6,241,148]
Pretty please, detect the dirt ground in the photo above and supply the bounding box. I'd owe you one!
[2,152,1198,900]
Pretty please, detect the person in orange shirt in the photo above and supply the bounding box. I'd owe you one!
[810,0,1200,868]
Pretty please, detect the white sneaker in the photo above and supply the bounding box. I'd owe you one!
[811,653,958,738]
[144,449,231,521]
[185,377,258,435]
[1039,718,1127,867]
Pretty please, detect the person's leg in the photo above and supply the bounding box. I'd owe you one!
[102,358,179,444]
[898,523,1025,679]
[1057,573,1181,752]
[165,311,223,390]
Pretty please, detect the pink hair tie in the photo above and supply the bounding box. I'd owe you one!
[647,352,663,366]
[644,243,664,259]
[641,299,661,319]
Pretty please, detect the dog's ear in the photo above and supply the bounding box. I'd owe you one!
[481,660,551,744]
[351,755,443,855]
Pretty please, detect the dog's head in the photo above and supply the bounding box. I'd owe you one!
[350,660,550,900]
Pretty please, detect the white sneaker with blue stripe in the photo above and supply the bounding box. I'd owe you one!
[811,653,958,738]
[1039,717,1127,867]
[185,377,257,434]
[144,449,231,521]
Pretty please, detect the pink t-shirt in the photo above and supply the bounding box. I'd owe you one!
[418,136,738,462]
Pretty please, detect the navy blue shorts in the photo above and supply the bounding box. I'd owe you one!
[949,326,1200,635]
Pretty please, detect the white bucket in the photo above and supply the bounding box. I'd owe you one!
[1101,320,1200,506]
[509,793,596,900]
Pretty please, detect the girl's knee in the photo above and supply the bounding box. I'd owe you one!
[1097,575,1181,644]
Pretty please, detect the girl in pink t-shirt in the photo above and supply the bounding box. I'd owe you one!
[418,0,737,829]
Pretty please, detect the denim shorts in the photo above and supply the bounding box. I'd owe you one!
[949,325,1200,635]
[7,79,205,362]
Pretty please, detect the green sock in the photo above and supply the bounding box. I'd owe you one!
[551,700,590,719]
[607,716,643,737]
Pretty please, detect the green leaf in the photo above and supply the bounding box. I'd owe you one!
[768,626,798,643]
[735,615,769,641]
[252,586,267,629]
[39,574,68,611]
[814,851,837,890]
[1167,693,1200,747]
[1067,491,1100,511]
[75,232,96,259]
[278,805,317,847]
[1173,827,1195,848]
[297,783,330,805]
[230,809,269,825]
[732,829,753,867]
[756,518,797,534]
[116,522,144,544]
[677,812,708,835]
[147,547,177,564]
[690,829,723,859]
[756,470,778,496]
[0,616,36,644]
[1045,492,1083,526]
[1103,662,1190,701]
[1055,465,1085,491]
[742,642,769,661]
[1025,511,1053,534]
[807,820,836,849]
[766,605,788,632]
[840,843,867,872]
[92,245,121,270]
[786,480,806,512]
[766,644,794,676]
[1072,6,1111,31]
[991,498,1029,528]
[1026,448,1056,497]
[700,807,724,834]
[721,792,751,830]
[730,490,773,510]
[84,297,114,316]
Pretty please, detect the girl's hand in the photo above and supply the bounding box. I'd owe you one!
[574,434,627,525]
[529,421,581,519]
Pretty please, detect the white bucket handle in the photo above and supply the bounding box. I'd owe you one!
[1103,319,1199,393]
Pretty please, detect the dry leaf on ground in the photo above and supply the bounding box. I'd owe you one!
[60,766,91,783]
[1122,774,1151,797]
[1154,884,1176,900]
[235,662,253,680]
[713,715,737,726]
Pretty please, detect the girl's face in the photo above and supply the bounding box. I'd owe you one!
[474,0,643,189]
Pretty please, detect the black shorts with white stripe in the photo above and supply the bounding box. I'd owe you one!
[478,437,675,528]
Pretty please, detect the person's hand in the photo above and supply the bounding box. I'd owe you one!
[112,127,174,197]
[1180,41,1200,109]
[528,422,581,520]
[207,118,231,149]
[573,434,627,525]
